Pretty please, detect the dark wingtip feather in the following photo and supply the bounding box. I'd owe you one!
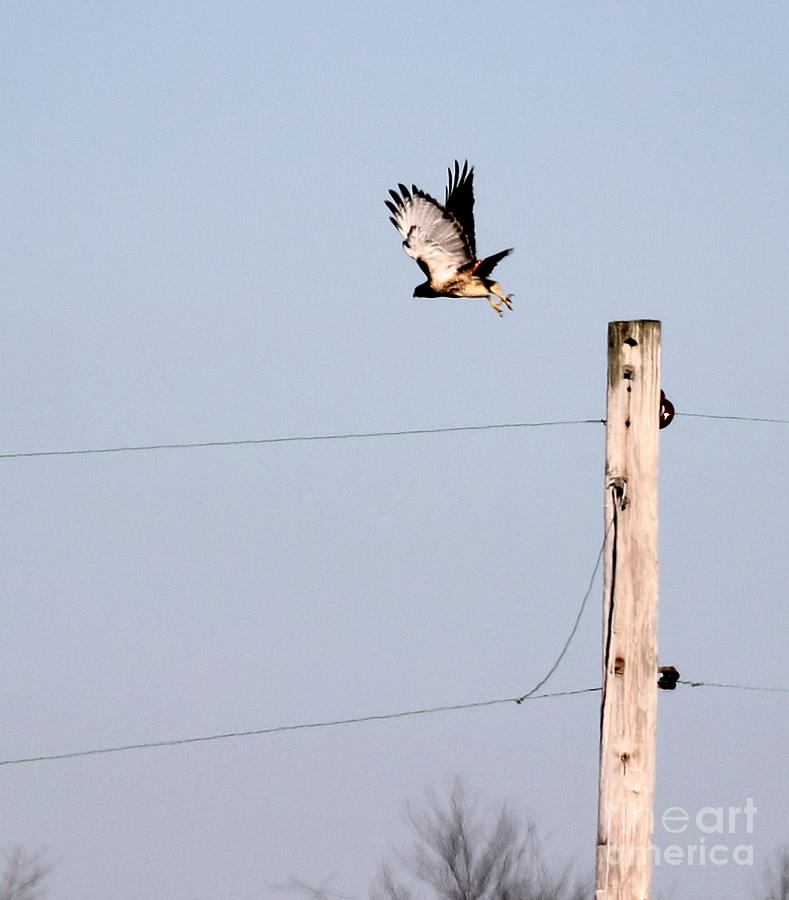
[447,160,473,195]
[398,183,411,200]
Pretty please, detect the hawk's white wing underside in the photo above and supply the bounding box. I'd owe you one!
[387,189,472,284]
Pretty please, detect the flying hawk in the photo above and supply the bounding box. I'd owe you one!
[385,161,514,316]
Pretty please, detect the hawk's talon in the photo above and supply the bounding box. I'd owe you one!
[488,282,513,315]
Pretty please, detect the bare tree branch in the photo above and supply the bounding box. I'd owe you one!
[270,875,354,900]
[0,848,51,900]
[372,780,587,900]
[762,847,789,900]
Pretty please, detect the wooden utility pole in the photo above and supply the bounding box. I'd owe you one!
[595,320,662,900]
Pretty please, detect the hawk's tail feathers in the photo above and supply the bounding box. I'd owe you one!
[474,248,513,278]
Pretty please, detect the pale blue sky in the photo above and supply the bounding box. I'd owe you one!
[3,2,789,898]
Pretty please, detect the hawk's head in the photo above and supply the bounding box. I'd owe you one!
[413,282,438,298]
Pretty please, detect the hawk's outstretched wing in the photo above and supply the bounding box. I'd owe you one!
[444,160,476,259]
[385,184,473,284]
